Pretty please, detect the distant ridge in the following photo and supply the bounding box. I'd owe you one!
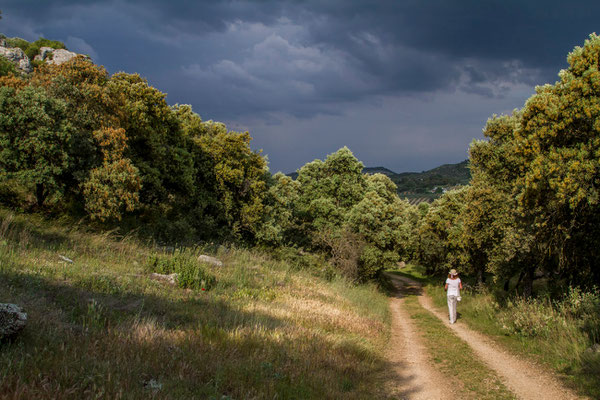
[362,167,397,176]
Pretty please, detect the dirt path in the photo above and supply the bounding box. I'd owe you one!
[385,274,454,399]
[390,273,586,400]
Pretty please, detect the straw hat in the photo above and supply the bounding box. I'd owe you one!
[449,269,458,276]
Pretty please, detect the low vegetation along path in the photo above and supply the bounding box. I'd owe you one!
[386,273,584,400]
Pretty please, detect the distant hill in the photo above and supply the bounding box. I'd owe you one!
[363,160,471,204]
[287,160,471,204]
[391,160,470,190]
[362,167,397,176]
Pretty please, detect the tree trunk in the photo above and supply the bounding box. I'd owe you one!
[35,183,46,208]
[522,266,534,298]
[476,267,485,285]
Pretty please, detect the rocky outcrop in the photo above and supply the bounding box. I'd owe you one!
[0,41,88,74]
[0,303,27,339]
[47,49,81,65]
[33,46,54,62]
[0,45,32,73]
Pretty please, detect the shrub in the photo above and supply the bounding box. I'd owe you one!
[498,297,558,337]
[146,253,216,290]
[315,228,365,282]
[5,37,29,52]
[0,55,16,76]
[559,287,600,342]
[24,37,66,60]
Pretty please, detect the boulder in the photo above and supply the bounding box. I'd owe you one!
[198,255,223,267]
[34,46,55,61]
[47,49,80,65]
[59,254,74,263]
[151,272,179,285]
[0,46,32,73]
[0,303,27,339]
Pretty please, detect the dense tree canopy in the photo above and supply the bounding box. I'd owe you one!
[2,32,600,289]
[412,33,600,291]
[0,56,268,242]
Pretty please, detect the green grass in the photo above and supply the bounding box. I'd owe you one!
[403,296,515,399]
[394,263,600,399]
[0,210,393,399]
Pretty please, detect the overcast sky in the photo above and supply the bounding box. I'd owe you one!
[1,1,599,173]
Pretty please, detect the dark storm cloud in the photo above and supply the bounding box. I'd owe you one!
[1,0,598,172]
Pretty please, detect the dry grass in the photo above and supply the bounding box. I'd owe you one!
[0,210,393,399]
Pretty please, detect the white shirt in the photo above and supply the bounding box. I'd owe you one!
[446,277,461,297]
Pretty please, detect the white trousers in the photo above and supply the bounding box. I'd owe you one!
[447,295,457,323]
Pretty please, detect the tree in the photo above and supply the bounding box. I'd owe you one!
[416,187,467,276]
[348,173,411,279]
[30,57,121,204]
[197,128,268,239]
[257,172,301,246]
[296,147,366,234]
[81,127,141,221]
[0,86,72,207]
[512,33,600,287]
[108,73,195,212]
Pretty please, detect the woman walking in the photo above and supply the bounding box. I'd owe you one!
[444,269,462,324]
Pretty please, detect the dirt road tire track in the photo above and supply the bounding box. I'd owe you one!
[386,277,454,399]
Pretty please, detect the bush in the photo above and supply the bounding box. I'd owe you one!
[5,37,29,52]
[146,253,216,290]
[497,288,600,342]
[0,56,16,77]
[315,228,365,282]
[24,37,66,60]
[559,287,600,342]
[498,297,558,337]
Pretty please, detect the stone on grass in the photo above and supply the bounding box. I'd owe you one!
[59,254,74,263]
[0,303,27,339]
[198,255,223,267]
[143,379,162,391]
[151,272,179,285]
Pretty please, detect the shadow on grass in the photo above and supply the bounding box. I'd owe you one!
[0,264,426,399]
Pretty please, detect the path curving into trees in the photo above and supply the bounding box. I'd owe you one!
[391,274,586,400]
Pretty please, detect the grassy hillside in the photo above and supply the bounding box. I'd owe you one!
[0,210,393,399]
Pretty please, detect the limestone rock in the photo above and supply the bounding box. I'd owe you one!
[0,46,32,73]
[151,272,179,285]
[0,303,27,339]
[34,46,55,62]
[59,254,74,263]
[198,255,223,267]
[47,49,80,65]
[143,378,163,391]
